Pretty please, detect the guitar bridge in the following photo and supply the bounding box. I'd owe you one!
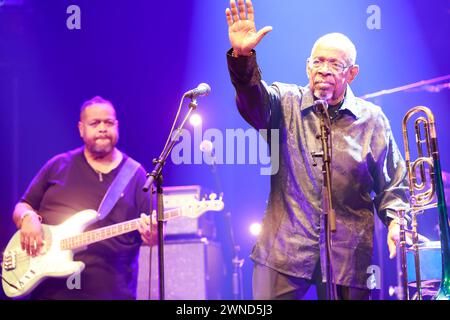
[2,251,17,271]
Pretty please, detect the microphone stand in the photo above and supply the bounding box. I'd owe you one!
[202,147,238,298]
[209,155,223,198]
[224,212,244,300]
[311,103,337,300]
[142,97,199,300]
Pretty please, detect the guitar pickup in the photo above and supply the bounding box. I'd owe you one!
[2,251,17,271]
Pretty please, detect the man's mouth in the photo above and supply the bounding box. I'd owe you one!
[315,79,334,85]
[315,82,333,89]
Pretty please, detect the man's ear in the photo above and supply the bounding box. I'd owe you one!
[78,121,84,138]
[306,60,312,79]
[347,64,359,84]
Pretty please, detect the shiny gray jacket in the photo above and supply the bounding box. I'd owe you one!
[227,51,409,288]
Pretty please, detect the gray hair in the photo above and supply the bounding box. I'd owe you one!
[310,33,357,65]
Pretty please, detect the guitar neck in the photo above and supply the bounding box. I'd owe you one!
[61,207,184,250]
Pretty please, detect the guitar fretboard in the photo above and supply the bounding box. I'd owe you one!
[60,207,184,250]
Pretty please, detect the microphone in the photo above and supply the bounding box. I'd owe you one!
[313,99,332,129]
[184,83,211,99]
[313,99,328,114]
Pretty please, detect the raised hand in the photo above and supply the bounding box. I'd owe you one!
[225,0,272,56]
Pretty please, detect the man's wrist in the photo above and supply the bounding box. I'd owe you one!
[231,49,254,58]
[19,210,42,228]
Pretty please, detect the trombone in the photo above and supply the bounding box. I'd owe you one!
[397,106,450,300]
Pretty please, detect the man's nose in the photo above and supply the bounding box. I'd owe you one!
[317,64,332,75]
[98,121,107,131]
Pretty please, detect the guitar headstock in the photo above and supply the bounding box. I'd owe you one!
[181,193,224,219]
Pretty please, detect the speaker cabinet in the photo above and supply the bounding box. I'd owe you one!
[137,239,225,300]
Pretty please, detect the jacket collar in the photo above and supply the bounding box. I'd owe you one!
[300,85,362,119]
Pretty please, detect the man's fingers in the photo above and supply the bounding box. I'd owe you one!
[389,243,397,259]
[237,0,246,20]
[259,26,273,35]
[246,0,254,21]
[137,214,159,245]
[26,238,32,256]
[137,216,146,233]
[230,0,239,22]
[31,237,41,257]
[388,237,398,259]
[225,8,233,27]
[138,214,156,234]
[30,238,36,256]
[20,234,26,251]
[28,237,37,256]
[405,232,414,246]
[22,236,30,253]
[20,227,44,256]
[254,26,273,45]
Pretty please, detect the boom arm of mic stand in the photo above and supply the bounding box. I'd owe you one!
[143,98,197,192]
[141,97,198,300]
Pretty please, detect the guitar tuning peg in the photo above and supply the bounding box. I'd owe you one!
[209,193,217,200]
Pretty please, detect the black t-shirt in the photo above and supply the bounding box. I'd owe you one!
[21,147,150,299]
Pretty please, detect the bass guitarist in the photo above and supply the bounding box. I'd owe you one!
[10,96,156,299]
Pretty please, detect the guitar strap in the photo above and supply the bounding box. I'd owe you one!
[96,156,141,221]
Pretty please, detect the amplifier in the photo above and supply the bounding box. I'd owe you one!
[137,238,225,300]
[162,185,218,239]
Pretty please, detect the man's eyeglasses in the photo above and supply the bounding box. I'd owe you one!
[308,58,352,74]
